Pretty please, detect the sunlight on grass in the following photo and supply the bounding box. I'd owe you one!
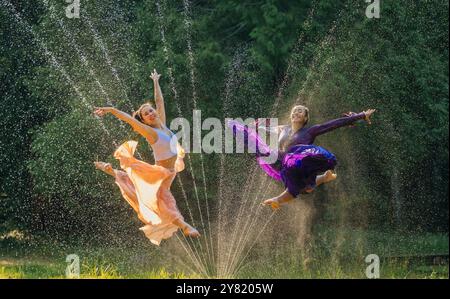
[1,229,447,279]
[0,266,25,279]
[0,261,197,279]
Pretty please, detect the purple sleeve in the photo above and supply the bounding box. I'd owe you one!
[307,112,366,138]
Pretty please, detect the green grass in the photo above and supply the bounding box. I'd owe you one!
[0,257,198,279]
[235,227,449,279]
[0,260,65,279]
[1,254,446,279]
[1,228,448,279]
[0,238,202,279]
[236,254,449,279]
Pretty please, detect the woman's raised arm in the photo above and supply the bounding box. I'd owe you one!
[150,69,166,126]
[308,109,376,138]
[94,107,157,143]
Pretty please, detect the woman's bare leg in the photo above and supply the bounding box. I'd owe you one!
[262,171,337,210]
[263,189,295,210]
[294,170,338,194]
[173,218,200,238]
[94,161,201,238]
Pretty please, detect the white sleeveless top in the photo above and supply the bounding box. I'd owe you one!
[150,126,178,161]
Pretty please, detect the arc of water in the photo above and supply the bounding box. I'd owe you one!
[161,247,199,278]
[217,48,248,277]
[1,5,196,271]
[181,0,215,271]
[224,166,274,276]
[174,175,208,275]
[222,168,266,276]
[221,14,309,277]
[235,1,318,196]
[232,2,318,213]
[57,0,222,242]
[155,0,211,275]
[221,64,279,272]
[42,3,209,272]
[231,4,350,278]
[223,174,271,277]
[44,0,212,260]
[231,210,277,278]
[220,139,272,275]
[221,3,321,277]
[270,1,317,115]
[0,0,118,148]
[295,3,347,106]
[216,154,225,277]
[39,0,153,162]
[82,10,134,112]
[42,1,108,103]
[41,1,131,133]
[226,177,275,277]
[176,174,197,231]
[3,2,203,274]
[175,234,208,277]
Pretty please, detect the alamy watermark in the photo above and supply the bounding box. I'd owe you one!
[65,0,80,19]
[166,110,280,164]
[365,0,381,19]
[65,254,80,278]
[65,1,380,20]
[365,254,380,278]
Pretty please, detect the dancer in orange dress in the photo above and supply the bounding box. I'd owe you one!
[94,69,199,245]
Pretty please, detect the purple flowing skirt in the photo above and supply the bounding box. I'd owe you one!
[227,120,337,197]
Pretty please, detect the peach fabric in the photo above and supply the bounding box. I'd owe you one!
[112,140,185,245]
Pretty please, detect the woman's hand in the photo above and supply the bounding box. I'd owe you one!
[94,107,114,117]
[150,69,161,81]
[363,109,376,125]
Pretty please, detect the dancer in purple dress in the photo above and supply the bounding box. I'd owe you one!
[228,105,376,210]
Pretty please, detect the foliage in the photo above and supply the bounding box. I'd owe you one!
[0,0,448,245]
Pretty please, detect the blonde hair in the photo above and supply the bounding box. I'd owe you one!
[291,105,310,125]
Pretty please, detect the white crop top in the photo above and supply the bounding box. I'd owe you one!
[151,126,178,161]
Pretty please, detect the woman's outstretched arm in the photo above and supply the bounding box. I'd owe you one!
[150,69,166,126]
[308,109,376,137]
[94,107,157,143]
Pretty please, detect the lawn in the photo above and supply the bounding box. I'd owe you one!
[1,228,448,279]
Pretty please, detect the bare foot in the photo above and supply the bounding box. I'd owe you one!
[183,225,201,238]
[262,198,280,210]
[323,170,337,183]
[94,161,114,176]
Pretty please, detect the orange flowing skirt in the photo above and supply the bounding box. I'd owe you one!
[112,140,185,245]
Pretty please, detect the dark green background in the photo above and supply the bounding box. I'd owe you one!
[0,0,448,248]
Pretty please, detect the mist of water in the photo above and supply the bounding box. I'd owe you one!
[0,0,399,279]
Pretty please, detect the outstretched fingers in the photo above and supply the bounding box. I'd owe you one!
[150,69,161,81]
[364,108,377,124]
